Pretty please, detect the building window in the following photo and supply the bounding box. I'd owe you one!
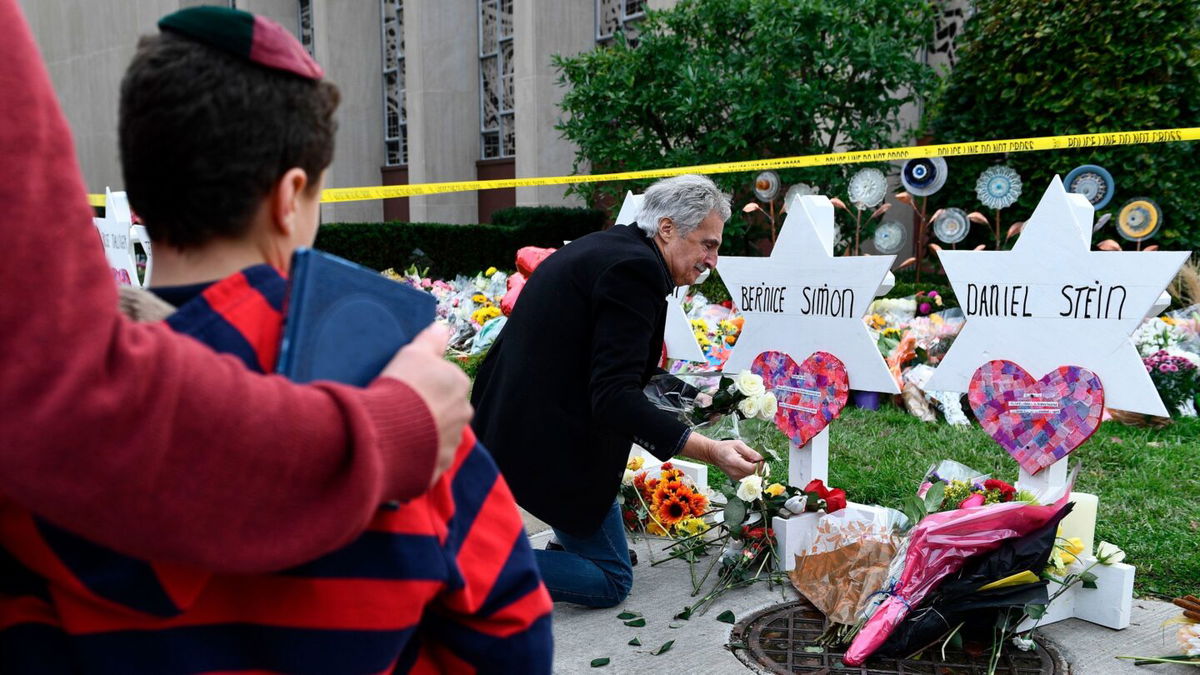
[479,0,514,159]
[298,0,315,57]
[381,0,407,166]
[596,0,645,44]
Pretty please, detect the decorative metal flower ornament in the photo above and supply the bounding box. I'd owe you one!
[873,220,907,254]
[847,168,888,209]
[932,207,971,244]
[1064,164,1115,210]
[782,183,819,211]
[900,157,948,197]
[754,171,781,202]
[1116,198,1162,242]
[975,165,1022,210]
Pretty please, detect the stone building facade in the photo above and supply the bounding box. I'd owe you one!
[21,0,966,230]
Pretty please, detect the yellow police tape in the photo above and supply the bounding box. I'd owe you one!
[88,127,1199,208]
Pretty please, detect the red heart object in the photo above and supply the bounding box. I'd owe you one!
[751,351,849,446]
[968,360,1104,475]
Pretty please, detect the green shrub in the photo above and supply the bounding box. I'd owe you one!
[928,0,1200,252]
[314,213,601,278]
[490,205,607,231]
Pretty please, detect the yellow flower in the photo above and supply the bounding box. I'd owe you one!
[471,293,488,304]
[471,306,501,324]
[647,521,668,536]
[719,319,739,334]
[678,517,709,537]
[866,313,886,330]
[1161,316,1177,326]
[627,456,644,471]
[485,266,498,277]
[765,483,786,497]
[1064,537,1085,556]
[690,319,708,332]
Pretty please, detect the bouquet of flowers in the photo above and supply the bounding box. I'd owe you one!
[1143,349,1200,416]
[659,470,851,617]
[618,457,710,540]
[645,370,780,434]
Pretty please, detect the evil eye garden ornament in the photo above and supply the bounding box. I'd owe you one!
[873,220,907,254]
[975,165,1022,210]
[848,168,888,209]
[754,171,781,202]
[932,207,971,244]
[900,157,948,197]
[1064,164,1115,210]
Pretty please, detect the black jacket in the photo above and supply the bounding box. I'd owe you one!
[471,224,691,535]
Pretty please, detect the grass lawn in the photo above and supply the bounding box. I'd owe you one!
[712,407,1199,599]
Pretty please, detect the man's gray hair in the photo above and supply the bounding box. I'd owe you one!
[635,174,731,238]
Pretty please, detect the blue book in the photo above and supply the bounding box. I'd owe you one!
[277,248,436,386]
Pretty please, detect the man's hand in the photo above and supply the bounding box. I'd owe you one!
[706,439,763,481]
[380,324,472,485]
[680,433,763,481]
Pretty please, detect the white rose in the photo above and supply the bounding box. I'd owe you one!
[1096,541,1126,565]
[622,468,635,486]
[756,393,778,420]
[736,474,764,501]
[737,395,761,419]
[735,370,766,397]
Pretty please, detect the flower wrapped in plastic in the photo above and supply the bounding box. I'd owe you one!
[843,491,1073,665]
[789,506,908,627]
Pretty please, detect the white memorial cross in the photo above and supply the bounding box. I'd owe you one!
[930,176,1190,630]
[718,194,899,569]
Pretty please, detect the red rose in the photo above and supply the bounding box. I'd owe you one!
[802,479,830,498]
[983,479,1017,502]
[824,488,848,513]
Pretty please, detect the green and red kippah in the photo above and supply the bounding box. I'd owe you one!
[158,6,323,81]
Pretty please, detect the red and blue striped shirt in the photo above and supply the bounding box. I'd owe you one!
[0,264,553,673]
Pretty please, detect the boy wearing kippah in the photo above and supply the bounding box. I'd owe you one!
[0,7,551,673]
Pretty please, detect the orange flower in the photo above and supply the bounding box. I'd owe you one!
[656,495,690,528]
[653,480,685,506]
[688,492,709,516]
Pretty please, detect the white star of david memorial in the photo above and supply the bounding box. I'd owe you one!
[718,195,899,394]
[93,188,153,288]
[927,176,1189,416]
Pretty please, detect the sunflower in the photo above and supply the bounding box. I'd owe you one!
[688,492,709,516]
[659,467,684,482]
[652,480,685,506]
[656,495,690,528]
[646,521,668,537]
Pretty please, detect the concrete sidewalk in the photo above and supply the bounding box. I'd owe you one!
[526,517,1193,674]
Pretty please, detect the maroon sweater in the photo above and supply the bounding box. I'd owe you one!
[0,0,439,574]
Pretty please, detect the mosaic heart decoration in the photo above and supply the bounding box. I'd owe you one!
[968,360,1104,475]
[751,350,849,446]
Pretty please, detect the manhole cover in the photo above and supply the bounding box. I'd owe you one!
[731,599,1063,674]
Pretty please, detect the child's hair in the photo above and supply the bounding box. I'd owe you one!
[119,33,340,249]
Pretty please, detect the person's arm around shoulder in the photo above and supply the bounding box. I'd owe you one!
[0,0,466,574]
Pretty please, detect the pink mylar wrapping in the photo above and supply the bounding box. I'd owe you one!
[843,492,1071,666]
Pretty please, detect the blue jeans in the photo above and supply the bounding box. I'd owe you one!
[535,502,633,608]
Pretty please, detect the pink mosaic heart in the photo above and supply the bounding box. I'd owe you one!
[968,360,1104,475]
[751,350,849,446]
